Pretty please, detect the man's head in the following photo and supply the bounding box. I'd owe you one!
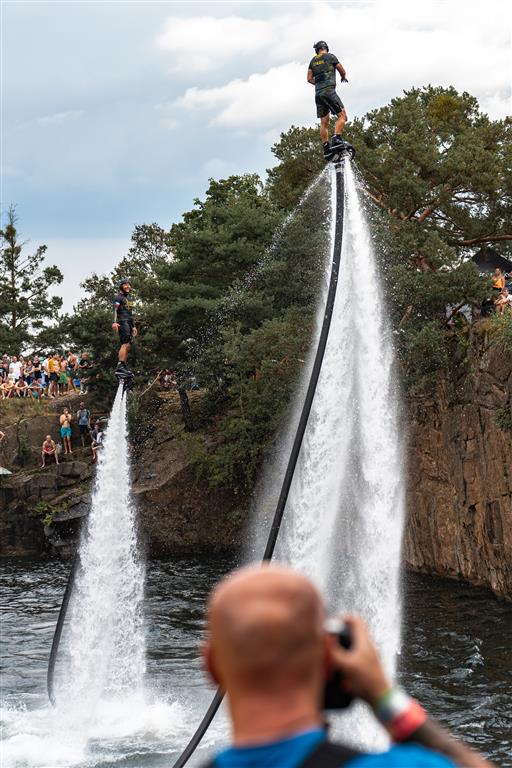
[313,40,329,54]
[204,565,327,707]
[45,435,51,441]
[80,402,85,408]
[119,278,131,294]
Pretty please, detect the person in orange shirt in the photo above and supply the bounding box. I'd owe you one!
[491,268,505,292]
[47,354,60,398]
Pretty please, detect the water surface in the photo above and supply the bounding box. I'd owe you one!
[1,558,511,767]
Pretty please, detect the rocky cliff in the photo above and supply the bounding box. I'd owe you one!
[404,322,512,599]
[131,392,243,554]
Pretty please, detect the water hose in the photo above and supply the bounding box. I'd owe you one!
[47,551,80,705]
[171,160,346,767]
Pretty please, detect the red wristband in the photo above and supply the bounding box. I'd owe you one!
[388,699,427,742]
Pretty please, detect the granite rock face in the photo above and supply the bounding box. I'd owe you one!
[0,461,92,557]
[404,325,512,600]
[132,394,242,555]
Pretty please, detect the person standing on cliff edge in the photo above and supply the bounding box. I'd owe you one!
[112,279,137,378]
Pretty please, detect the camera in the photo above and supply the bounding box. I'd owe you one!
[322,618,354,710]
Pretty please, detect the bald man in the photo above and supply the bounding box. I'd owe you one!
[202,565,493,768]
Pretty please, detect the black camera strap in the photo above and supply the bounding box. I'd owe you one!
[300,740,361,767]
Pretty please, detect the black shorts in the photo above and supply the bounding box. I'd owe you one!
[316,89,344,118]
[79,424,90,434]
[118,321,133,345]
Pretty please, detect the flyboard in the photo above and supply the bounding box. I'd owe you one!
[114,365,135,393]
[171,141,354,768]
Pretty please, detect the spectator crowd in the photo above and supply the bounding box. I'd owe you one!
[0,352,92,400]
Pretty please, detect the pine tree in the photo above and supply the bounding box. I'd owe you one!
[0,206,63,350]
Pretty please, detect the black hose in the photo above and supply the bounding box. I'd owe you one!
[171,161,346,768]
[47,552,80,706]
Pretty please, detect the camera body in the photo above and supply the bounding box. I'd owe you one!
[323,618,354,710]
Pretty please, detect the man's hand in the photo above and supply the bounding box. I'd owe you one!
[112,322,120,330]
[132,326,138,337]
[341,76,348,83]
[326,615,391,705]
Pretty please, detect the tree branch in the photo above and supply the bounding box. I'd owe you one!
[449,234,512,246]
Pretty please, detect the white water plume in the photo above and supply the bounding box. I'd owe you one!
[275,160,405,748]
[56,383,145,714]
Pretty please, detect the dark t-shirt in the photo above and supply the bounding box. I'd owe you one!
[113,292,134,323]
[309,52,340,91]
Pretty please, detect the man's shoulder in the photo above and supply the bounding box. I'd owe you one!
[113,292,125,304]
[327,52,339,63]
[349,744,455,768]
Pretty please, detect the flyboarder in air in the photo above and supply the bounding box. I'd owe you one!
[112,279,137,381]
[307,41,354,162]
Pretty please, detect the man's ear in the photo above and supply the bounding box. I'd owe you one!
[323,633,335,678]
[203,641,221,686]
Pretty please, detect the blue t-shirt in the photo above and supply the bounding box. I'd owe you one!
[213,728,455,768]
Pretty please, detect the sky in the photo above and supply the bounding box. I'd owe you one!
[2,0,511,312]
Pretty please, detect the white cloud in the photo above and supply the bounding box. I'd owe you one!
[155,15,272,72]
[175,63,312,132]
[36,110,83,127]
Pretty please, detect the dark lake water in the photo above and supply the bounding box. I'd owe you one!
[1,557,511,767]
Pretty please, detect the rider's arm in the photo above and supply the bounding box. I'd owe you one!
[307,68,315,85]
[336,62,347,81]
[112,301,120,328]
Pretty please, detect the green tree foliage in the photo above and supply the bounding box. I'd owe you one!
[349,87,511,256]
[0,206,63,350]
[267,126,325,210]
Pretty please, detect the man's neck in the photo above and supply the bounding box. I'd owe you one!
[229,691,322,747]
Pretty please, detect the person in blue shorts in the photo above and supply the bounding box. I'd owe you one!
[59,407,73,455]
[201,565,492,768]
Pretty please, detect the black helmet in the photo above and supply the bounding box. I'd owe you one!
[118,278,130,289]
[314,40,329,53]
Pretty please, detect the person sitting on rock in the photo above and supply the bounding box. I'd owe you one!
[28,379,44,399]
[14,377,29,398]
[494,286,512,314]
[1,378,15,399]
[41,435,59,468]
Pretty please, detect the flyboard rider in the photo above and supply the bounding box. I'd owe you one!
[307,41,354,161]
[112,279,137,379]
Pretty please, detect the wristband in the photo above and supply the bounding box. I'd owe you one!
[373,686,427,742]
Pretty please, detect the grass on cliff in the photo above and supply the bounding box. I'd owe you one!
[488,312,512,352]
[0,398,55,428]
